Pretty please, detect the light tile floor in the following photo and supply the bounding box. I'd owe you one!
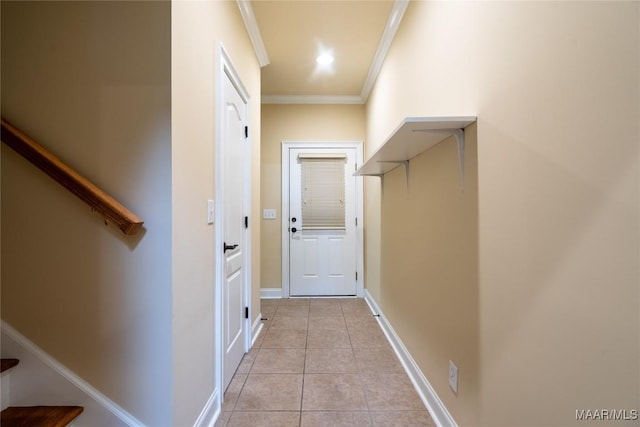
[215,298,435,427]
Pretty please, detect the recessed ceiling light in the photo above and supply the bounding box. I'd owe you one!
[316,53,334,66]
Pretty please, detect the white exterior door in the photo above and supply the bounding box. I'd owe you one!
[222,70,247,390]
[288,148,357,296]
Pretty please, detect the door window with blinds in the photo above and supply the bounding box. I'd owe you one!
[298,153,346,230]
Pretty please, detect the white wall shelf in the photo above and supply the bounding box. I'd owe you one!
[354,116,476,189]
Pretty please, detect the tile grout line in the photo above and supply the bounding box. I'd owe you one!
[299,303,310,427]
[228,300,272,418]
[344,300,376,425]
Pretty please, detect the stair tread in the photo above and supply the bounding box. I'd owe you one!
[1,406,84,427]
[0,358,19,373]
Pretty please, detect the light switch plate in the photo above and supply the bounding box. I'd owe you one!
[207,200,215,224]
[449,360,458,394]
[263,209,276,219]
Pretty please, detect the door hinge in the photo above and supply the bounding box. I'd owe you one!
[245,307,249,319]
[244,216,249,229]
[355,272,358,281]
[244,126,248,138]
[355,217,358,226]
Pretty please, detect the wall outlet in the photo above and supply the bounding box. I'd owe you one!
[449,360,458,394]
[263,209,277,219]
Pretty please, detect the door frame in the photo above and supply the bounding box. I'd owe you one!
[281,141,364,298]
[215,43,252,398]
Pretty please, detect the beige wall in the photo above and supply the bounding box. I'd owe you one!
[380,128,479,422]
[367,1,639,426]
[260,104,365,290]
[1,1,172,425]
[171,0,261,425]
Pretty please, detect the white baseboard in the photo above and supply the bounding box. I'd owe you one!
[260,288,282,299]
[364,290,458,427]
[251,314,263,347]
[193,388,220,427]
[1,364,12,410]
[1,321,144,427]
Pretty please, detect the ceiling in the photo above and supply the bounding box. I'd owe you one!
[239,0,408,104]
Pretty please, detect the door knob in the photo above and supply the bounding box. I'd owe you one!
[291,227,297,233]
[224,242,239,253]
[291,217,297,223]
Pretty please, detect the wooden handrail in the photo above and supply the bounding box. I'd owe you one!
[1,119,144,235]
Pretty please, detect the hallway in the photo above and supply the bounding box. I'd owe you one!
[216,298,434,426]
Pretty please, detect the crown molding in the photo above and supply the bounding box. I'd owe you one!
[261,95,365,105]
[360,0,409,101]
[237,0,270,67]
[249,0,408,104]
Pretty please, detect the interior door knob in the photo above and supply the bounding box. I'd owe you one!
[224,242,239,253]
[291,227,297,233]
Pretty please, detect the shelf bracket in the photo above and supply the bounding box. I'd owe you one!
[377,160,409,186]
[453,129,465,192]
[414,127,466,191]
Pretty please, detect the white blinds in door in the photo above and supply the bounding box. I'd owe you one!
[299,154,346,230]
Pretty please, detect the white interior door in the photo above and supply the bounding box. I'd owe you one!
[289,148,357,296]
[222,70,247,390]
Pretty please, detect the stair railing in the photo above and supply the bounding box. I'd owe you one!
[1,119,144,235]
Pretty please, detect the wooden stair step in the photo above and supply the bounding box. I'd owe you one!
[0,358,19,373]
[1,406,84,427]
